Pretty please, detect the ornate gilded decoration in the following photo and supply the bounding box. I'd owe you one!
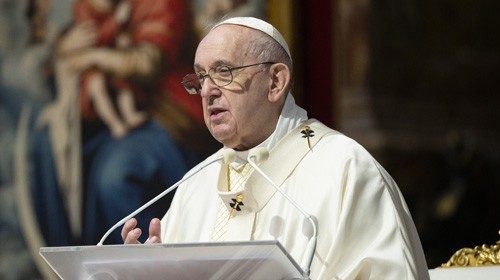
[441,231,500,267]
[301,125,315,149]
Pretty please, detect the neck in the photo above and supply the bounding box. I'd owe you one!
[233,116,279,151]
[226,95,304,151]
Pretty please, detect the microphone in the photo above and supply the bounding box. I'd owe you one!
[97,148,236,245]
[269,215,284,240]
[247,147,317,278]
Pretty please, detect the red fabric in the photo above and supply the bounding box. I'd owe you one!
[73,0,119,46]
[71,0,202,122]
[129,0,188,66]
[161,68,204,122]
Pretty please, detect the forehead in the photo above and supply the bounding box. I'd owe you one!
[194,25,254,69]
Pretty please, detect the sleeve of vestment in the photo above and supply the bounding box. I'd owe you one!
[321,145,429,280]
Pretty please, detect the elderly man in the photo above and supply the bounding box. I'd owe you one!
[122,17,430,279]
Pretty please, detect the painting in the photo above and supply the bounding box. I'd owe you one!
[0,0,267,278]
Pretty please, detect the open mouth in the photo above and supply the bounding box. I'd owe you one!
[210,108,226,116]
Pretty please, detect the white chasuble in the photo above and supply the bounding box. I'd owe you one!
[160,95,429,280]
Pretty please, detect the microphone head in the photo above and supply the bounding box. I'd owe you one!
[269,215,285,239]
[221,148,236,164]
[248,147,269,164]
[302,215,318,239]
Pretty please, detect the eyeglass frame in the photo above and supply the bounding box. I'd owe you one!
[181,61,276,95]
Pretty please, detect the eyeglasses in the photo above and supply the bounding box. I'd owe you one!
[181,62,275,95]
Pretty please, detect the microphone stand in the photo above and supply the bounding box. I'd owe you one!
[97,150,236,245]
[247,147,317,279]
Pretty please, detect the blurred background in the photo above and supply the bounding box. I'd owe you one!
[0,0,498,279]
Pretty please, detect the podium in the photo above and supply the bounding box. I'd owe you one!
[40,240,306,280]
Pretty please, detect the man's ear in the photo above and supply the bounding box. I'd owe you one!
[268,63,290,103]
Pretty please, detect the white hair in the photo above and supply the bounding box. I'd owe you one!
[247,31,293,74]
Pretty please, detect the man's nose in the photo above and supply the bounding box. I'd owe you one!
[199,77,221,98]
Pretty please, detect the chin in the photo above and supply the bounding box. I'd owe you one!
[214,135,239,149]
[210,125,235,142]
[216,137,236,148]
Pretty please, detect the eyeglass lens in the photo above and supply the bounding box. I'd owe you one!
[181,74,201,95]
[181,62,273,95]
[182,67,233,95]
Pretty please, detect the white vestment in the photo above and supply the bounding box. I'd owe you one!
[161,95,430,280]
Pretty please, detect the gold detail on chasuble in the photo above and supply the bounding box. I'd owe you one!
[211,120,333,242]
[211,164,252,241]
[226,165,251,217]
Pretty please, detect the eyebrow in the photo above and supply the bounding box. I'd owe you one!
[193,59,235,72]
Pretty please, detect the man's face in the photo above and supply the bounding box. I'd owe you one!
[194,25,275,150]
